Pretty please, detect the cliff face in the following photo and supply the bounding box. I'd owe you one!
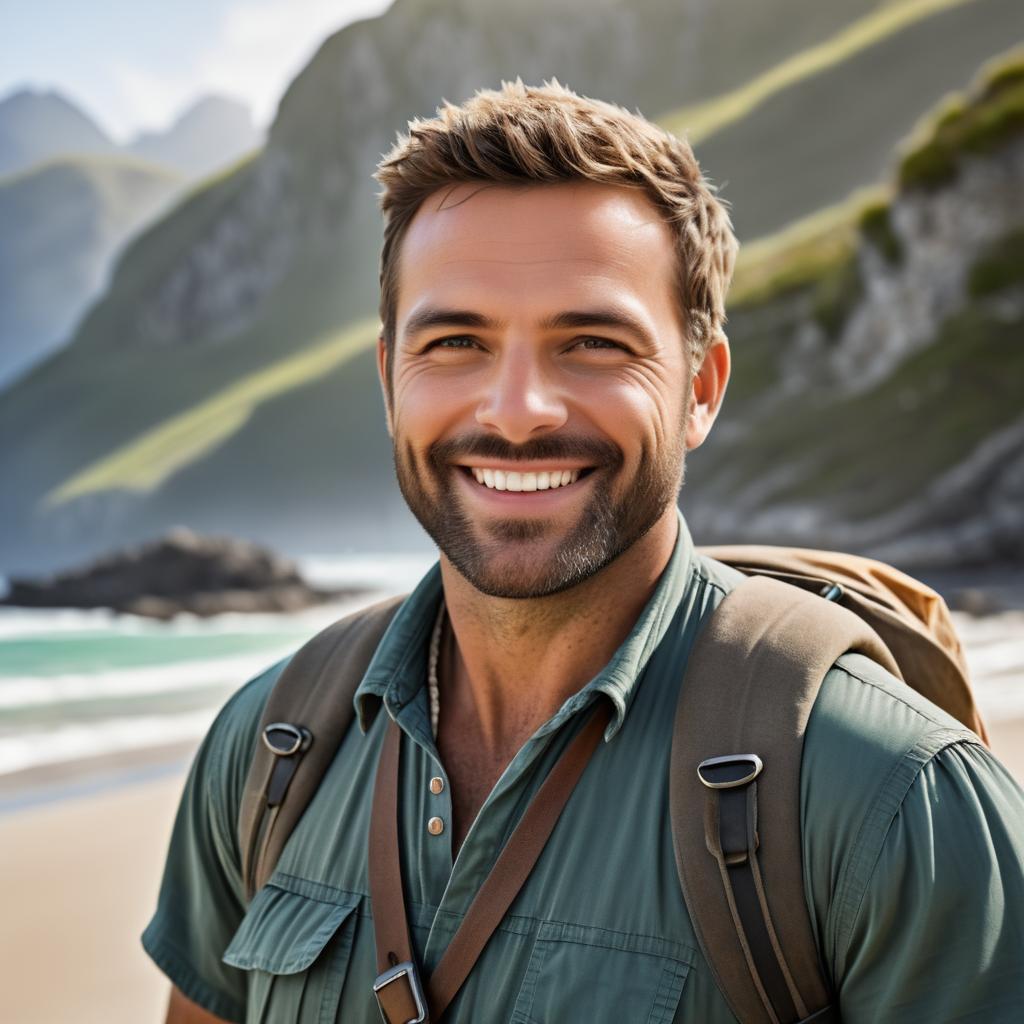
[830,138,1024,395]
[686,54,1024,569]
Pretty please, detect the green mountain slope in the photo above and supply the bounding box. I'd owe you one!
[0,155,185,387]
[1,0,1021,573]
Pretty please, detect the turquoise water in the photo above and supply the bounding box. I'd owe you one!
[0,551,438,782]
[0,630,309,676]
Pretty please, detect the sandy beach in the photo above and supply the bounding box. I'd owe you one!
[0,720,1021,1024]
[0,767,188,1024]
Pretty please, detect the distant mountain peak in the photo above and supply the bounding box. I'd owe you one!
[127,93,260,179]
[0,87,114,178]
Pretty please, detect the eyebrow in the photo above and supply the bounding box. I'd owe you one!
[402,305,655,346]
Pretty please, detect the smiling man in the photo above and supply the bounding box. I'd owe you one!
[143,81,1024,1023]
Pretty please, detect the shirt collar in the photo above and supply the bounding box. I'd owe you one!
[354,509,697,741]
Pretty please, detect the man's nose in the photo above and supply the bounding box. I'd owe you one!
[475,349,568,443]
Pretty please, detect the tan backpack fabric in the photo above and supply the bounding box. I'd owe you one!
[699,545,986,744]
[238,547,987,1023]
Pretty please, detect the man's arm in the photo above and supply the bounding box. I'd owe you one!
[837,738,1024,1020]
[166,985,233,1024]
[142,667,281,1022]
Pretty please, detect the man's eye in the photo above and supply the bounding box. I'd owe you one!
[430,335,479,350]
[573,336,624,351]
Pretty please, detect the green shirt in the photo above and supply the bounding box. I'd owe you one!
[142,513,1024,1022]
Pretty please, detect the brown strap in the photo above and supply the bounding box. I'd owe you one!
[369,718,417,971]
[370,698,613,1023]
[239,595,405,898]
[671,575,898,1023]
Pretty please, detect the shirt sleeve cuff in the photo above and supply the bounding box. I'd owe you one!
[141,923,245,1023]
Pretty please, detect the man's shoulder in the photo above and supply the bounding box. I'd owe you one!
[802,649,984,858]
[812,650,978,765]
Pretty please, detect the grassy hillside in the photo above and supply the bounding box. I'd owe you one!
[687,0,1023,237]
[46,318,378,504]
[659,0,983,144]
[1,0,1022,572]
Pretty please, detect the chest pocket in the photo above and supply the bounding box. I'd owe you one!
[510,919,693,1024]
[223,879,362,1024]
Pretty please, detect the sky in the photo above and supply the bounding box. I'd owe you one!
[0,0,393,142]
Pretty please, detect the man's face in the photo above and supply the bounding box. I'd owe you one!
[380,181,705,599]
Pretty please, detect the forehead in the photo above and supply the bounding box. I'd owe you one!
[395,181,681,331]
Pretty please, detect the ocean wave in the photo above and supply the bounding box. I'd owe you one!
[0,650,297,709]
[0,709,217,776]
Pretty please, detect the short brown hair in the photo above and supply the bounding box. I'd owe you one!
[374,78,737,365]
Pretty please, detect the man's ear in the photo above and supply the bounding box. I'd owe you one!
[376,333,394,438]
[685,334,730,451]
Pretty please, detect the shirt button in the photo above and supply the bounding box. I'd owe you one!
[429,776,445,795]
[427,816,445,836]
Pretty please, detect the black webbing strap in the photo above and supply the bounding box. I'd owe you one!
[700,756,840,1024]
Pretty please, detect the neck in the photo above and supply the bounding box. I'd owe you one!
[438,507,679,755]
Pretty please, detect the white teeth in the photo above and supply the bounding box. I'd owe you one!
[467,468,584,490]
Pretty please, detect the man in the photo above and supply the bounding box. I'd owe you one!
[143,80,1024,1023]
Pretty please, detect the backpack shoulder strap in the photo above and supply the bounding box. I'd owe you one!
[239,594,405,899]
[670,575,899,1024]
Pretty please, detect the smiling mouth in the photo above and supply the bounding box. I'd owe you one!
[458,466,595,492]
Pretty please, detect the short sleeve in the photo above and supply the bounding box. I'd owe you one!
[837,739,1024,1022]
[141,662,282,1022]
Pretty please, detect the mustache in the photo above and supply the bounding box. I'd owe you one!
[428,433,623,467]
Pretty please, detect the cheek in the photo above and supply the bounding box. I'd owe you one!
[391,367,472,445]
[588,367,682,453]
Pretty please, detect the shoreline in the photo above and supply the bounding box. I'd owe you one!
[0,738,199,815]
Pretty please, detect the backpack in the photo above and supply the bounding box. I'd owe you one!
[237,545,987,1024]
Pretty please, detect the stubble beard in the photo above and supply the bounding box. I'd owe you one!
[392,429,687,600]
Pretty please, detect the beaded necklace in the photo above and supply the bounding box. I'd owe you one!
[427,599,445,740]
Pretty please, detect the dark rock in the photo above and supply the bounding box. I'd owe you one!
[0,528,358,618]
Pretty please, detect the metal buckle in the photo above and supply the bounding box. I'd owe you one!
[373,960,428,1024]
[697,754,763,789]
[262,722,312,757]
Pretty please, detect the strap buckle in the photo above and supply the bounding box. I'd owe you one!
[262,723,313,807]
[262,722,312,757]
[373,960,428,1024]
[697,753,763,789]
